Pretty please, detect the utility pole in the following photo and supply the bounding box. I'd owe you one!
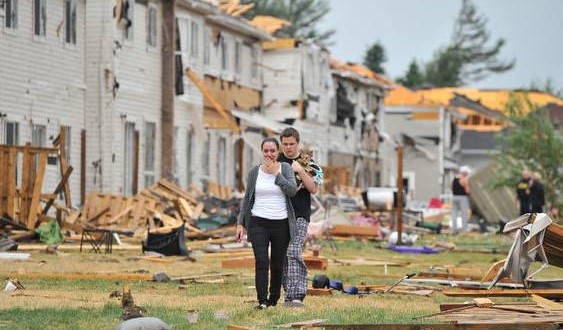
[161,0,176,181]
[396,145,404,245]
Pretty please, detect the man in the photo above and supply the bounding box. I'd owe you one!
[450,166,471,233]
[278,127,323,308]
[516,169,532,215]
[529,172,545,213]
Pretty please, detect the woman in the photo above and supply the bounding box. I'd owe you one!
[236,137,297,309]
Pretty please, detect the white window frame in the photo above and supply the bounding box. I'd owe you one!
[5,0,18,29]
[64,0,77,45]
[234,41,241,74]
[4,121,19,145]
[144,122,156,187]
[217,137,227,185]
[32,124,46,147]
[220,36,229,71]
[250,46,258,79]
[186,127,195,186]
[147,5,157,48]
[203,27,210,65]
[33,0,46,37]
[190,21,198,58]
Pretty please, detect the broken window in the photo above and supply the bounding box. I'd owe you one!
[335,84,355,126]
[234,41,241,74]
[190,21,199,58]
[144,122,155,187]
[221,36,228,71]
[147,5,157,47]
[203,28,210,65]
[5,122,19,145]
[34,0,46,37]
[64,0,77,44]
[122,0,134,41]
[5,0,18,29]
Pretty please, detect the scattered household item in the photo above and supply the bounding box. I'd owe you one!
[312,274,330,289]
[116,317,170,330]
[388,245,440,254]
[142,224,189,256]
[388,231,418,245]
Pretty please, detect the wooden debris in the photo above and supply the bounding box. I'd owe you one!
[222,255,328,270]
[531,294,563,311]
[442,288,563,299]
[307,288,332,296]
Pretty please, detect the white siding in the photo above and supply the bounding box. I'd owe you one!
[1,0,86,204]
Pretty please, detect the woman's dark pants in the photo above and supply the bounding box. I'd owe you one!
[248,216,290,306]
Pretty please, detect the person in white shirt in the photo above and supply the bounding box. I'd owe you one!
[236,137,297,309]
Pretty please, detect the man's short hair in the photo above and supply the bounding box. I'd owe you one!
[280,127,300,143]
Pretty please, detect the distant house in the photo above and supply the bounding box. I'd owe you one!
[328,59,389,191]
[260,38,335,165]
[416,88,563,172]
[382,86,461,201]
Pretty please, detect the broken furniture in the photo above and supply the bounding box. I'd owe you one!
[80,228,132,254]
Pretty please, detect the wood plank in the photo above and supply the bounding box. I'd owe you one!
[41,165,73,215]
[442,289,563,299]
[222,256,327,270]
[0,271,152,281]
[329,224,380,237]
[531,294,563,311]
[6,148,17,218]
[307,288,332,296]
[481,259,506,282]
[20,146,33,223]
[300,324,557,330]
[185,68,239,134]
[27,153,48,228]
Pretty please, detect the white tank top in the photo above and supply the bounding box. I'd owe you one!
[251,167,288,220]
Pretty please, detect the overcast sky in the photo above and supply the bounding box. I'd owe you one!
[318,0,563,90]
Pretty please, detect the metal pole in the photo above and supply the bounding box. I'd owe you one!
[396,145,404,245]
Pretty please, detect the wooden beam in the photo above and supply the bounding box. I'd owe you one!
[41,165,74,215]
[442,289,563,299]
[222,255,328,270]
[185,68,239,134]
[27,153,48,229]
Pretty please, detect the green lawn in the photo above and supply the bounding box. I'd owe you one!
[0,233,558,329]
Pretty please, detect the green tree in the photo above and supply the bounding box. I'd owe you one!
[241,0,335,44]
[424,47,464,87]
[401,0,515,87]
[362,41,387,74]
[396,60,425,88]
[493,94,562,208]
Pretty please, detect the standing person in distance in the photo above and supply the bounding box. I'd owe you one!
[516,169,532,215]
[236,138,297,309]
[450,166,471,234]
[529,172,545,213]
[278,127,324,308]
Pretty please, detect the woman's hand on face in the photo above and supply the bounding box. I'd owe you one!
[263,158,278,175]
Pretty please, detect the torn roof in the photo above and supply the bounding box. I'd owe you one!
[330,58,391,90]
[182,0,272,41]
[250,15,291,35]
[417,88,563,115]
[384,85,445,108]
